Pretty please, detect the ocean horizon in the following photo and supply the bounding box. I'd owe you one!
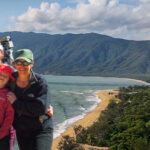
[13,75,149,150]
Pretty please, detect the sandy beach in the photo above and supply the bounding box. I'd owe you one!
[52,89,119,150]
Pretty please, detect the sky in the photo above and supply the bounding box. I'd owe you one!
[0,0,150,41]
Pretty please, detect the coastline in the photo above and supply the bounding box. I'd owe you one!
[125,78,150,85]
[52,89,119,150]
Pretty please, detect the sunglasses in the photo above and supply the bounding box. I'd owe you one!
[15,60,31,66]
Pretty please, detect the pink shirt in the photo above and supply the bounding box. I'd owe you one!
[0,88,14,139]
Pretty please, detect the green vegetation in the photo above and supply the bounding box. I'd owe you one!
[58,135,84,150]
[1,32,150,80]
[58,85,150,150]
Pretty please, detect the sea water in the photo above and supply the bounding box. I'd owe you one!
[13,75,149,149]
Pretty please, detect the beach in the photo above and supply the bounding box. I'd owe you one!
[52,89,119,150]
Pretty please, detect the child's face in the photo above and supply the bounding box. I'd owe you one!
[0,72,9,88]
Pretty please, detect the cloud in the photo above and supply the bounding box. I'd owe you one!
[9,0,150,40]
[68,0,87,3]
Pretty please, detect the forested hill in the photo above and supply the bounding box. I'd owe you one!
[0,31,150,77]
[58,86,150,150]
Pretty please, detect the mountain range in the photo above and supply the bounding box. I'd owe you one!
[0,31,150,78]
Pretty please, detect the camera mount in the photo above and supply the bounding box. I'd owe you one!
[0,36,14,65]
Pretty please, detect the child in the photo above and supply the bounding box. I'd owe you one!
[0,64,15,150]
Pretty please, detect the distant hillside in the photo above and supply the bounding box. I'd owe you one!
[0,31,150,77]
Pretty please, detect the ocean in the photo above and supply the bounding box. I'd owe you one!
[13,75,149,149]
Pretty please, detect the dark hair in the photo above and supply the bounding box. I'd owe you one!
[5,78,12,89]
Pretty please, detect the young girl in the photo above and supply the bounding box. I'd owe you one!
[0,63,15,150]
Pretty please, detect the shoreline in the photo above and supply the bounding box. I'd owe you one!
[52,89,119,150]
[53,91,101,139]
[125,78,150,85]
[47,74,149,85]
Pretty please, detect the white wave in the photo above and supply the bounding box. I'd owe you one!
[85,94,101,103]
[85,101,100,113]
[79,106,86,111]
[84,90,94,93]
[54,113,85,139]
[60,90,84,95]
[84,94,101,113]
[53,91,102,139]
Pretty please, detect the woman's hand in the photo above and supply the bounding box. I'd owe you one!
[7,91,17,104]
[46,105,53,117]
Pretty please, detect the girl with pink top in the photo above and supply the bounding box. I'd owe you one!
[0,43,16,150]
[0,63,16,150]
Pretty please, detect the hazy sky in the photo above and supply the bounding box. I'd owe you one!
[0,0,150,40]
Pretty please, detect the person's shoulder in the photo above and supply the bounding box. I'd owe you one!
[33,73,49,92]
[34,72,48,85]
[12,70,18,78]
[34,72,45,80]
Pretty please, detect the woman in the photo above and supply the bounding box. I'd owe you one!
[7,49,53,150]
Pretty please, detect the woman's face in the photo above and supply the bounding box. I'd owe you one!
[0,72,9,88]
[13,59,34,75]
